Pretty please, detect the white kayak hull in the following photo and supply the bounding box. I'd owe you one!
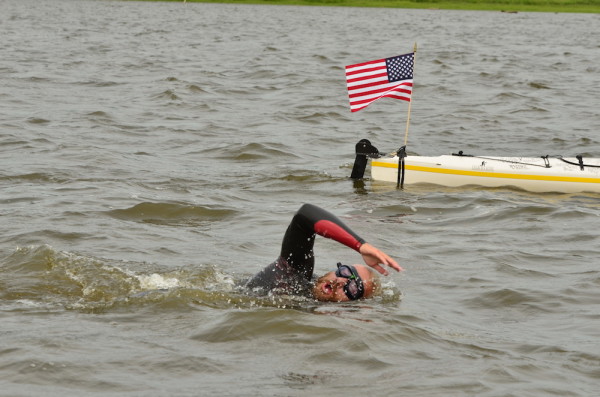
[371,155,600,193]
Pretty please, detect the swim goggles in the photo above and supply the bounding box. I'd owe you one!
[335,263,365,300]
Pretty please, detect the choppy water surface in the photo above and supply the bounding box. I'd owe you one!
[1,0,599,395]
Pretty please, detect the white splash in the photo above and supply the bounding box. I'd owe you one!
[137,273,180,290]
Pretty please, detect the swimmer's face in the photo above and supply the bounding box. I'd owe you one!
[313,265,376,302]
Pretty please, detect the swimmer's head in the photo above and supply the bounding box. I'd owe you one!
[313,264,379,302]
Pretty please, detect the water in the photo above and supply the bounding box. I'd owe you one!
[1,0,599,395]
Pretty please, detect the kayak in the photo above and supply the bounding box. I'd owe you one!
[370,153,600,193]
[350,139,600,193]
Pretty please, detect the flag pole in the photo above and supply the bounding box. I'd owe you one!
[403,43,417,146]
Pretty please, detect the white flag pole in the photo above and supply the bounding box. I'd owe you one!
[403,43,417,146]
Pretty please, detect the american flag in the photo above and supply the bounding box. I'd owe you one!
[345,53,414,112]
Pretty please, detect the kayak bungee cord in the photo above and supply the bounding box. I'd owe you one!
[453,151,600,170]
[557,155,600,170]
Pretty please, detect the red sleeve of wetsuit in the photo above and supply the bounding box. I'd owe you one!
[298,204,365,252]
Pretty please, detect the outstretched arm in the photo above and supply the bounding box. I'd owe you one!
[292,203,366,250]
[281,204,401,276]
[278,204,365,277]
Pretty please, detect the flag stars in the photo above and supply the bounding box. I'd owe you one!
[386,54,413,82]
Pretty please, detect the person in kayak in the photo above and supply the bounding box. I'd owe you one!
[245,204,402,301]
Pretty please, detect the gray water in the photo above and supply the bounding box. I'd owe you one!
[1,0,599,395]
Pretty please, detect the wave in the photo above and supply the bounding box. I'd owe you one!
[0,245,242,313]
[105,202,238,226]
[0,245,402,314]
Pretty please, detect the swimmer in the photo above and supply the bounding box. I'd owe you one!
[246,204,402,301]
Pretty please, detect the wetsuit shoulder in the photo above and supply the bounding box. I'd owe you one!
[296,203,366,251]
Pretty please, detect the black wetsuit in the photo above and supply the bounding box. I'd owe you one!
[245,204,365,296]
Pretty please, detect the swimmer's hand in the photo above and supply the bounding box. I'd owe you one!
[359,243,403,275]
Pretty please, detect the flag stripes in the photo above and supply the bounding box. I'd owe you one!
[345,53,414,112]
